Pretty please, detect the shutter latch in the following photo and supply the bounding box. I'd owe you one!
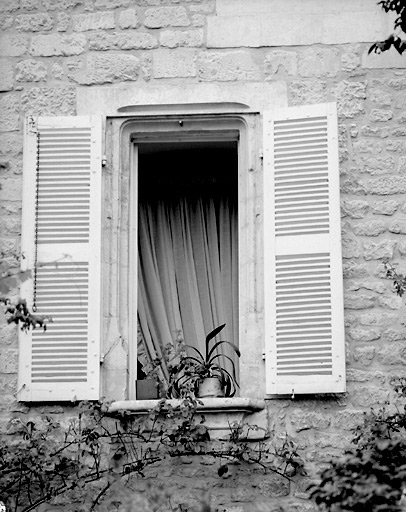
[291,389,295,400]
[26,116,37,135]
[102,155,107,167]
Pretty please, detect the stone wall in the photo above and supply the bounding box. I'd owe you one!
[1,0,406,511]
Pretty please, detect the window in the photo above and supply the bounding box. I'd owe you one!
[18,103,345,402]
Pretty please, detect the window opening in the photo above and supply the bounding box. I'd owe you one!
[136,141,239,393]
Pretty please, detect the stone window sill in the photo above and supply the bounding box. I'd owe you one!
[108,398,267,440]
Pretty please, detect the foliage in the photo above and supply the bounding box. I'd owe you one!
[384,260,406,298]
[168,324,241,398]
[310,380,406,512]
[0,396,303,512]
[369,0,406,54]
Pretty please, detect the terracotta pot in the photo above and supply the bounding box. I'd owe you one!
[198,377,224,398]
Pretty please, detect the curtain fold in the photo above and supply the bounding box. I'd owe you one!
[137,190,238,384]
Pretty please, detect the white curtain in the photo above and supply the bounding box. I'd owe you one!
[137,192,238,382]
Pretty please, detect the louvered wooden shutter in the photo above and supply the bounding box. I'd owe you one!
[263,103,345,395]
[18,116,102,401]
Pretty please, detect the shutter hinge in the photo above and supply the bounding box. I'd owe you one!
[26,115,37,135]
[102,155,107,167]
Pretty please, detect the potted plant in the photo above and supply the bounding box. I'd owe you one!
[168,324,240,398]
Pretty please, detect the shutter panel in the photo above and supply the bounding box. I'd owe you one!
[18,116,102,401]
[264,103,345,395]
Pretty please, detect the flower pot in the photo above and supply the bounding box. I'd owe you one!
[198,377,224,398]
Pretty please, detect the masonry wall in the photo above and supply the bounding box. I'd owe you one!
[1,1,406,511]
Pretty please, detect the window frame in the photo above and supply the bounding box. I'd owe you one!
[105,112,265,401]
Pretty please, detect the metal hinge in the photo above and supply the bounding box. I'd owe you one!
[26,115,37,135]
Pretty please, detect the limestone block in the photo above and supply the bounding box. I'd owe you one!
[42,0,85,9]
[346,369,386,384]
[372,200,398,215]
[15,59,47,82]
[345,280,385,294]
[30,33,86,56]
[389,77,406,90]
[70,53,140,85]
[393,126,406,137]
[359,155,395,175]
[0,94,20,132]
[362,46,406,69]
[88,32,158,50]
[353,139,385,154]
[56,12,70,31]
[350,386,389,406]
[352,346,375,366]
[340,176,367,195]
[0,133,23,156]
[331,410,365,430]
[332,81,366,118]
[389,219,406,234]
[352,219,386,236]
[0,15,13,30]
[347,327,380,342]
[153,49,196,78]
[341,45,361,73]
[344,293,375,309]
[343,261,369,279]
[369,109,393,122]
[386,140,406,153]
[264,50,297,77]
[118,8,139,29]
[198,50,260,82]
[378,343,406,365]
[144,7,189,28]
[0,0,19,13]
[0,348,18,373]
[367,176,406,195]
[72,11,115,31]
[94,0,131,8]
[360,125,390,138]
[400,157,406,175]
[0,325,17,346]
[369,87,392,107]
[160,29,203,48]
[191,14,205,27]
[0,34,29,57]
[341,199,369,219]
[363,239,396,260]
[0,215,21,236]
[290,411,331,432]
[141,54,152,81]
[52,62,65,80]
[0,59,14,92]
[289,80,326,106]
[378,295,403,310]
[298,47,340,78]
[21,0,39,9]
[385,328,406,342]
[341,235,361,258]
[256,476,290,497]
[15,13,53,32]
[21,86,76,115]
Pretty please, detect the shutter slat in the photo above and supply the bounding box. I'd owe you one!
[19,115,102,402]
[264,103,345,395]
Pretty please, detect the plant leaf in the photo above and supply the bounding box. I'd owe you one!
[208,340,240,361]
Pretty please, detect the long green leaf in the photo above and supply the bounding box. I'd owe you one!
[183,344,204,362]
[210,354,239,383]
[207,340,240,361]
[205,324,226,358]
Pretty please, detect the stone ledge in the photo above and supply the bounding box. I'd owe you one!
[109,397,265,414]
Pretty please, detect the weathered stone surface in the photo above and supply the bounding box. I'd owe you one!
[341,235,361,258]
[290,411,331,432]
[341,45,361,73]
[393,126,406,137]
[0,59,14,92]
[398,156,406,175]
[331,410,365,430]
[0,324,18,346]
[21,86,76,115]
[15,59,47,82]
[257,476,290,497]
[88,32,158,50]
[358,155,394,175]
[51,62,65,80]
[118,8,139,29]
[367,176,406,195]
[72,11,115,31]
[198,50,260,81]
[389,220,406,234]
[289,80,326,105]
[378,295,403,310]
[353,346,375,366]
[141,54,152,81]
[389,77,406,90]
[70,53,139,84]
[359,312,397,326]
[0,133,23,156]
[342,261,369,279]
[332,81,366,118]
[341,199,369,219]
[346,368,385,384]
[298,47,340,77]
[0,348,18,373]
[30,33,86,56]
[0,94,20,132]
[363,239,396,260]
[384,328,406,342]
[0,0,19,13]
[360,125,389,138]
[15,13,53,31]
[345,280,386,294]
[372,200,398,215]
[144,7,189,28]
[264,50,297,77]
[160,29,203,48]
[42,0,85,8]
[369,109,393,122]
[352,220,386,236]
[344,293,375,309]
[56,12,70,31]
[94,0,130,8]
[348,327,380,342]
[352,139,385,153]
[386,140,406,152]
[378,343,406,365]
[153,49,196,78]
[191,13,205,27]
[340,176,367,195]
[350,386,389,406]
[21,0,39,8]
[0,34,29,57]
